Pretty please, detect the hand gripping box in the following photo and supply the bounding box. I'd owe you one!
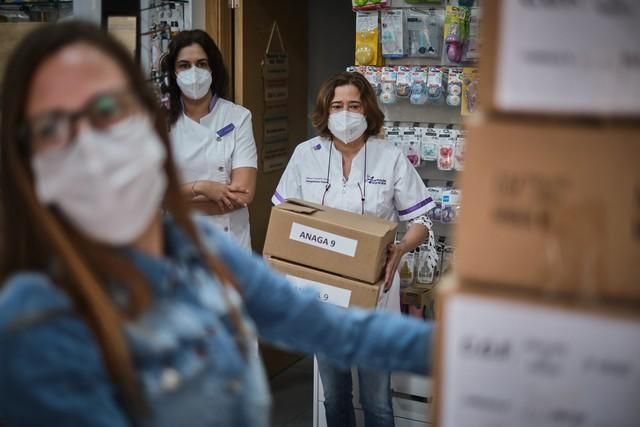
[264,199,397,284]
[433,276,640,427]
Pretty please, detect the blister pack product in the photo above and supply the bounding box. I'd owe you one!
[441,189,461,224]
[379,66,398,104]
[355,11,381,66]
[364,66,382,95]
[454,131,465,171]
[399,250,416,287]
[426,186,443,222]
[396,66,412,98]
[404,130,421,167]
[409,67,428,105]
[381,9,407,58]
[352,0,388,11]
[444,5,469,64]
[407,8,443,59]
[446,67,463,107]
[427,67,445,105]
[461,67,479,115]
[437,132,455,171]
[385,126,403,146]
[420,126,439,161]
[462,7,480,62]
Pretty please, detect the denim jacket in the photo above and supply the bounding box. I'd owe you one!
[0,216,433,427]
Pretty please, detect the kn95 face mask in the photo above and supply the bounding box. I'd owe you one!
[177,66,212,100]
[328,111,368,144]
[31,115,167,246]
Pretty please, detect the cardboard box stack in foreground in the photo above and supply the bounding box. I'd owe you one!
[264,199,397,309]
[434,2,640,426]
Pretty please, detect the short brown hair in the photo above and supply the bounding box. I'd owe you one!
[311,71,384,139]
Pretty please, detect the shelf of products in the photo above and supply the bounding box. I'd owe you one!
[0,0,72,22]
[139,0,192,106]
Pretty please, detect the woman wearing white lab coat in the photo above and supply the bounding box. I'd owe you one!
[163,30,257,250]
[273,72,436,427]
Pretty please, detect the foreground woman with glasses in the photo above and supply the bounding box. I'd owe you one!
[0,23,433,427]
[273,72,438,427]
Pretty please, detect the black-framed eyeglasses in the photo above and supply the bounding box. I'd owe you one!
[22,90,143,153]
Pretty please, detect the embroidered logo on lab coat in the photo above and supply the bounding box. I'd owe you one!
[366,175,387,185]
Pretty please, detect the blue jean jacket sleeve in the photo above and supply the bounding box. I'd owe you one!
[0,274,130,427]
[199,221,433,375]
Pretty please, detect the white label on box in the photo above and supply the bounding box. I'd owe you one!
[285,274,351,308]
[440,294,640,427]
[495,1,640,114]
[289,222,358,257]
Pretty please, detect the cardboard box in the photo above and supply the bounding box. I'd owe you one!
[456,118,640,301]
[264,199,397,284]
[433,276,640,427]
[267,257,383,309]
[480,0,640,117]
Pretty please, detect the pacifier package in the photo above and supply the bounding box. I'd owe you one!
[426,186,443,222]
[437,129,455,171]
[444,5,469,64]
[365,66,382,96]
[396,66,413,98]
[381,9,408,58]
[406,8,443,59]
[441,189,461,224]
[462,7,481,62]
[461,67,479,115]
[409,67,428,105]
[355,11,381,66]
[420,126,439,161]
[446,67,463,107]
[427,67,446,105]
[454,130,465,171]
[403,128,421,167]
[379,66,398,104]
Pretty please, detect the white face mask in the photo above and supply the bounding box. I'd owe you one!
[177,66,212,100]
[32,116,167,246]
[328,111,368,144]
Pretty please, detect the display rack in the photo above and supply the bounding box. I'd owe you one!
[0,0,72,22]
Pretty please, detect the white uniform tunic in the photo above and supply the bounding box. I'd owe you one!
[273,136,435,312]
[171,98,257,250]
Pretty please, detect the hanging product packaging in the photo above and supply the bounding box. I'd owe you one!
[420,126,438,161]
[441,188,461,224]
[454,131,465,171]
[379,66,398,104]
[427,67,445,105]
[461,67,479,115]
[407,8,443,59]
[444,5,469,64]
[381,9,408,58]
[437,134,455,171]
[446,67,463,107]
[426,186,443,222]
[352,0,388,11]
[355,11,381,66]
[462,7,481,62]
[395,66,412,98]
[409,67,428,105]
[416,242,436,285]
[385,126,403,151]
[364,66,382,96]
[403,129,421,167]
[399,250,416,287]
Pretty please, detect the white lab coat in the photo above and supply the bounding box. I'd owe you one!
[273,136,435,312]
[170,98,257,250]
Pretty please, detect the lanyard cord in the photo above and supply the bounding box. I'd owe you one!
[323,139,367,215]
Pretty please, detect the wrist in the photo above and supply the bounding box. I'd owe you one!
[396,241,408,254]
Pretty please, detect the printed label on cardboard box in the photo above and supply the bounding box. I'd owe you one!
[440,294,640,427]
[286,274,351,308]
[289,222,358,257]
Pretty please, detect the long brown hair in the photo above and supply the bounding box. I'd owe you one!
[311,71,384,139]
[161,29,229,126]
[0,22,246,419]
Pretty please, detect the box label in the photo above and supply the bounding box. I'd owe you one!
[285,274,351,308]
[440,295,640,427]
[289,222,358,257]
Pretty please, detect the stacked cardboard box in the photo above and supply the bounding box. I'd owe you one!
[264,199,397,309]
[435,2,640,426]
